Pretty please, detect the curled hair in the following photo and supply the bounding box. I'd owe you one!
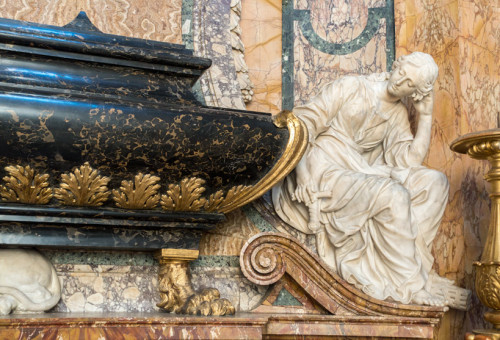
[394,52,438,101]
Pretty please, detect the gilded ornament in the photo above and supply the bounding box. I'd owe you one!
[182,288,235,316]
[112,173,161,209]
[0,165,52,204]
[157,260,195,313]
[476,263,500,311]
[204,185,250,212]
[160,177,207,211]
[54,162,110,206]
[155,249,235,316]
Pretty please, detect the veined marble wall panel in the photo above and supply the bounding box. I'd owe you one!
[0,0,79,26]
[241,0,283,113]
[241,0,394,113]
[0,0,182,43]
[292,0,388,106]
[294,29,387,106]
[395,0,499,337]
[41,250,160,313]
[191,0,246,109]
[39,250,265,313]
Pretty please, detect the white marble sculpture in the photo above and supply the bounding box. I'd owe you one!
[273,52,470,310]
[0,249,61,315]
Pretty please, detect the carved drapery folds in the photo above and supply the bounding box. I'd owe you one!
[240,232,447,319]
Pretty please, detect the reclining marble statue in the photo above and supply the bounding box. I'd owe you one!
[272,52,470,310]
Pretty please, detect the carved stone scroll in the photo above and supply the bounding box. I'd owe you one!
[240,232,447,319]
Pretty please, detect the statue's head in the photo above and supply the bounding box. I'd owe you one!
[388,52,438,101]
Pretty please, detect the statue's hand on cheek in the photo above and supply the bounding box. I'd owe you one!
[413,91,434,117]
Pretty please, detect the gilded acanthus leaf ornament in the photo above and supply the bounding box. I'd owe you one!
[54,162,110,206]
[112,173,161,209]
[0,165,52,204]
[160,177,207,211]
[204,185,251,212]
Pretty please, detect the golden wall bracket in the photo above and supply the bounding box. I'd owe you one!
[451,129,500,340]
[155,249,235,316]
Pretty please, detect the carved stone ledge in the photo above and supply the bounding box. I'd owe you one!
[155,249,235,316]
[240,232,447,319]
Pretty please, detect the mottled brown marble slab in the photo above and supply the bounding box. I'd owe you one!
[0,312,439,339]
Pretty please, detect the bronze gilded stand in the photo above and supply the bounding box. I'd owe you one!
[451,129,500,340]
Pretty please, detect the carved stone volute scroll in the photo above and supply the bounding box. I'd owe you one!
[240,232,447,319]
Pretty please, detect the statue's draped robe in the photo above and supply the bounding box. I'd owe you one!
[272,75,448,304]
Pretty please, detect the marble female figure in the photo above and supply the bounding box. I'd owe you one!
[272,52,469,309]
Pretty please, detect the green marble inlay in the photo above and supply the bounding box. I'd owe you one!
[295,7,387,55]
[282,0,395,110]
[181,0,205,104]
[190,255,240,268]
[181,0,194,49]
[273,288,302,306]
[42,250,157,266]
[243,205,276,233]
[42,250,241,268]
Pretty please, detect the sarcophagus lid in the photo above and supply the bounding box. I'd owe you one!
[0,12,307,228]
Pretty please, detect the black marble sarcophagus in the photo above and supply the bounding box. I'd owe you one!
[0,13,307,250]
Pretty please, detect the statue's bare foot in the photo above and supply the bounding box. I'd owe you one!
[426,272,471,311]
[412,289,448,307]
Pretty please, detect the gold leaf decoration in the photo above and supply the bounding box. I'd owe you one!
[0,165,52,204]
[160,177,207,211]
[204,185,250,212]
[112,173,161,209]
[54,162,110,206]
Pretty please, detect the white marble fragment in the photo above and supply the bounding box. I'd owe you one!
[0,249,61,315]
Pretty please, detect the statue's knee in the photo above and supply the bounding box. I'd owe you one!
[424,170,449,194]
[388,183,411,207]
